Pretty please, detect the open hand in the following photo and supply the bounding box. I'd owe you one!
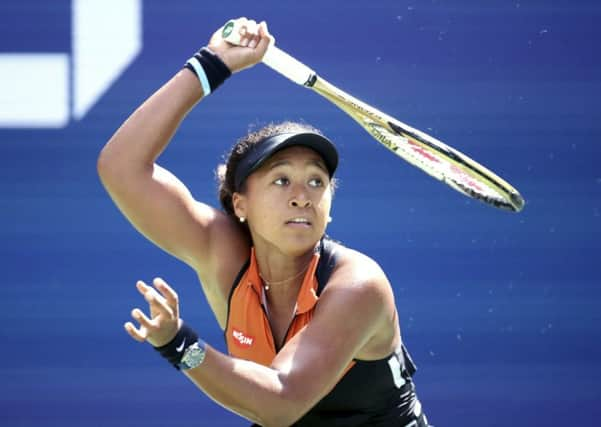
[124,277,181,347]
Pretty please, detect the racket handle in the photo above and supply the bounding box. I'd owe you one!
[221,20,316,86]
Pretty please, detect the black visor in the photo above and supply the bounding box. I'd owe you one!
[234,132,338,191]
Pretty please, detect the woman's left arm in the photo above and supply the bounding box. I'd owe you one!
[128,260,395,427]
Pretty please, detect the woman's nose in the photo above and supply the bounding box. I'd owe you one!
[288,185,312,208]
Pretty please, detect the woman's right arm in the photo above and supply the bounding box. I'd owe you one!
[97,67,222,268]
[97,19,271,320]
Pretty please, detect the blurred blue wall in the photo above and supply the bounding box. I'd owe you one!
[1,1,600,425]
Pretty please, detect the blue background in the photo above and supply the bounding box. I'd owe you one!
[1,0,600,425]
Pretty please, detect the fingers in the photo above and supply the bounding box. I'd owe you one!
[126,278,182,347]
[233,18,271,51]
[256,21,273,53]
[124,321,147,342]
[136,279,151,295]
[132,307,154,330]
[258,21,271,39]
[136,279,174,318]
[208,17,272,73]
[238,19,258,48]
[126,307,153,343]
[154,277,179,319]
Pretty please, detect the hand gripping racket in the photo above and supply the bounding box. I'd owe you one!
[221,20,525,212]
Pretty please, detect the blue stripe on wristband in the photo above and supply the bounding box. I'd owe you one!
[196,48,232,91]
[186,56,211,96]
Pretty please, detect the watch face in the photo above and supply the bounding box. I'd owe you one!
[180,342,205,370]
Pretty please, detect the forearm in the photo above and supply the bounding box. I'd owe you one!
[98,19,271,182]
[98,69,202,175]
[183,346,305,427]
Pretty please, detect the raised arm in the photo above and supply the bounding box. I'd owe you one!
[97,19,271,324]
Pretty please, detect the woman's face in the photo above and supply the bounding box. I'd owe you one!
[233,146,333,255]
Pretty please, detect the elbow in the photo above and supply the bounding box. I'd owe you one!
[97,136,119,175]
[96,146,110,180]
[97,141,146,187]
[97,145,132,195]
[97,145,120,188]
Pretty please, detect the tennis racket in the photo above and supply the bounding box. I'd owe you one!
[221,20,525,212]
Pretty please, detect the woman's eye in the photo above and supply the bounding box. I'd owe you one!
[274,177,289,186]
[309,178,324,187]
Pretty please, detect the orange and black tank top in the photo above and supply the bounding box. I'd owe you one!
[225,238,424,427]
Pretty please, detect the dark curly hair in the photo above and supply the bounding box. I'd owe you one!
[216,121,338,236]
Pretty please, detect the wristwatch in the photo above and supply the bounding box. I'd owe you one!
[178,341,206,370]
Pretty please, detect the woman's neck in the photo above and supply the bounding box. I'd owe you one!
[253,243,316,296]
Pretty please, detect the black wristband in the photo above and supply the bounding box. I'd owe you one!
[184,47,232,94]
[153,322,199,370]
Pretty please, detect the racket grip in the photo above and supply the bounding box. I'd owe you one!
[221,20,316,86]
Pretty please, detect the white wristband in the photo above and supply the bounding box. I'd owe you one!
[186,56,211,96]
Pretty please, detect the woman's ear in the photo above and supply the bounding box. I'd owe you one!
[232,192,247,220]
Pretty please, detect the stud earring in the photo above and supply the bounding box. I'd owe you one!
[239,217,246,223]
[327,216,333,223]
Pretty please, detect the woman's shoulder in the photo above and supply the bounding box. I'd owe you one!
[325,239,388,288]
[317,240,398,358]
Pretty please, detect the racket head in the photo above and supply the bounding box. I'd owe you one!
[311,78,525,212]
[365,119,525,212]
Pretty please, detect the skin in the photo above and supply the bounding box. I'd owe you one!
[97,17,401,427]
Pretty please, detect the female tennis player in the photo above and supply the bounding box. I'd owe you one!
[98,18,431,427]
